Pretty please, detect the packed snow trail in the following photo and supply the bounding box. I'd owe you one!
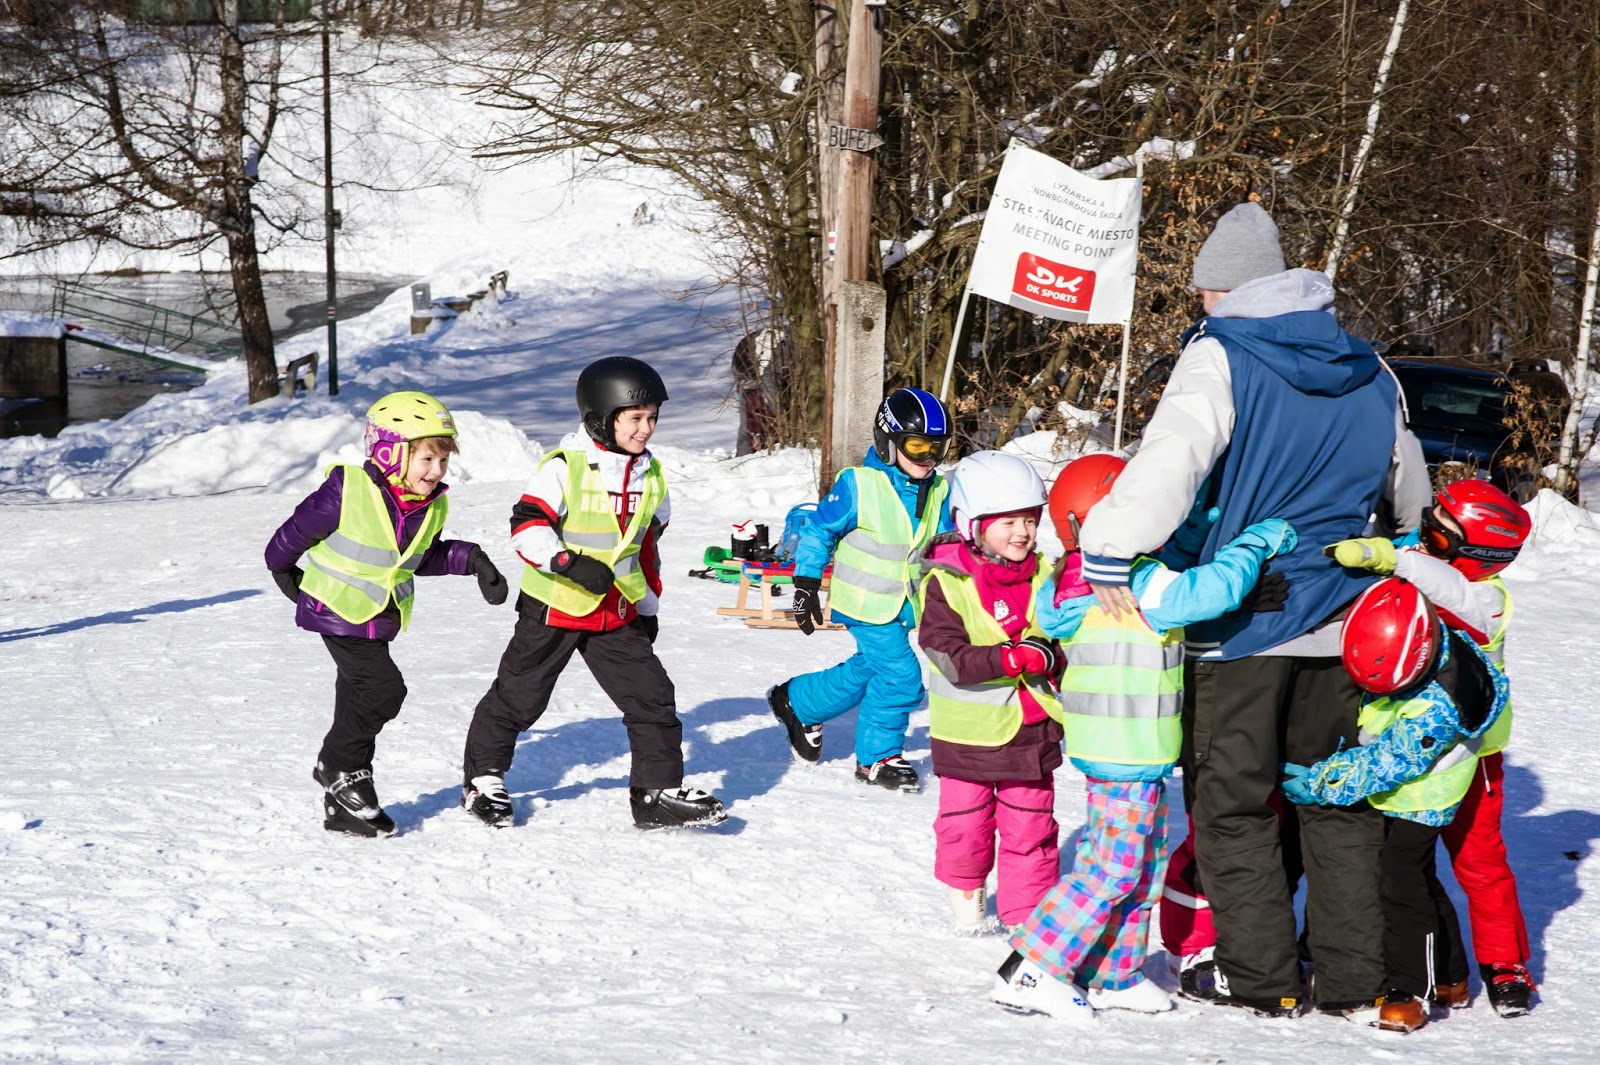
[1,462,1596,1063]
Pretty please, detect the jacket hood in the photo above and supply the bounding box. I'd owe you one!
[1185,268,1379,398]
[921,534,978,578]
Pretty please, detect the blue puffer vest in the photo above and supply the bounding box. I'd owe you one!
[1185,307,1398,659]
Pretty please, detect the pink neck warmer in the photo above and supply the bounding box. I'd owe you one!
[1054,551,1091,606]
[967,545,1038,640]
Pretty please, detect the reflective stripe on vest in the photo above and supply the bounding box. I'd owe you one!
[920,561,1062,747]
[300,464,447,630]
[1357,687,1479,814]
[519,449,667,615]
[827,468,948,625]
[1059,597,1183,766]
[1477,576,1513,756]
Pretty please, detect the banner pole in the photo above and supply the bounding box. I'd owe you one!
[938,285,973,403]
[1111,155,1145,454]
[1113,318,1132,453]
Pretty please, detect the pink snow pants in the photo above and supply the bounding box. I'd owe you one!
[934,776,1060,927]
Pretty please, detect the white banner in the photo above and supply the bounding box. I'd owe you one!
[966,141,1142,324]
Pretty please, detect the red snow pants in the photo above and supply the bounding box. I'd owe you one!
[1440,752,1530,966]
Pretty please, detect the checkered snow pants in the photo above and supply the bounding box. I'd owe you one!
[1010,778,1170,991]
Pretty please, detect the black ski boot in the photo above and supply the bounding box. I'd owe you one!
[1178,948,1220,1001]
[462,774,514,828]
[1482,962,1535,1017]
[313,763,396,838]
[855,755,920,792]
[767,683,822,762]
[630,786,728,829]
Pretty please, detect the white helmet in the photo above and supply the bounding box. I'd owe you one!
[948,451,1047,543]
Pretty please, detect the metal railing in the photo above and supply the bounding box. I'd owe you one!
[50,279,242,365]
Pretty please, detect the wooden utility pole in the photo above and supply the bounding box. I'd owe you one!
[814,3,843,491]
[820,0,886,490]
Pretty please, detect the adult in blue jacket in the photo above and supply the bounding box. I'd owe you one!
[1075,202,1430,1020]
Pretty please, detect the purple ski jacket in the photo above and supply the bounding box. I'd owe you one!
[264,462,476,641]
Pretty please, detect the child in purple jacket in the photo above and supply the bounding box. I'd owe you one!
[265,391,506,837]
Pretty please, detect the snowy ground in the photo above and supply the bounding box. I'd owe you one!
[3,452,1600,1063]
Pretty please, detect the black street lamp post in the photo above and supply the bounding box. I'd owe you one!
[321,1,339,395]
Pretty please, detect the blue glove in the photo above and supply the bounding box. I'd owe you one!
[1280,762,1318,806]
[1233,519,1298,558]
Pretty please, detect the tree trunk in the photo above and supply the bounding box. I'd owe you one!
[219,1,279,403]
[1324,0,1410,282]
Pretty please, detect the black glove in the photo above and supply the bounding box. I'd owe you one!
[271,566,303,603]
[550,549,614,595]
[791,575,825,636]
[637,613,659,644]
[1241,567,1290,613]
[467,547,508,606]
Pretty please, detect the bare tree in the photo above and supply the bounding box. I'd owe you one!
[0,0,312,401]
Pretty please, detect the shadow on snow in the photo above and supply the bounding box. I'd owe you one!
[0,589,262,643]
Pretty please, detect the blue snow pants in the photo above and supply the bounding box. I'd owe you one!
[786,600,923,766]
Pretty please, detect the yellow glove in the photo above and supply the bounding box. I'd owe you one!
[1322,537,1397,573]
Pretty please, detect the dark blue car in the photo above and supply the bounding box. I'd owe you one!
[1387,359,1568,500]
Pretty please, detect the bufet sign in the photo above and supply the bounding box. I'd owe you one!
[967,141,1142,324]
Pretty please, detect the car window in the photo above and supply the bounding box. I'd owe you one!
[1393,370,1507,432]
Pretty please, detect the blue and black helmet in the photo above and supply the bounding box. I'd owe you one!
[872,387,951,464]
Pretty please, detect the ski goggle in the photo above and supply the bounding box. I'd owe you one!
[897,434,950,462]
[1419,509,1520,566]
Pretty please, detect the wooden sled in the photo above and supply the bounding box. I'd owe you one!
[716,563,845,631]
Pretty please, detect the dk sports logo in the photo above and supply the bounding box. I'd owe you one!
[1012,253,1095,311]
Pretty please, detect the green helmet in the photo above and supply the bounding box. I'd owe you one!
[364,391,456,476]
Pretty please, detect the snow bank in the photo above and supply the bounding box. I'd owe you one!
[0,311,64,339]
[1498,488,1600,582]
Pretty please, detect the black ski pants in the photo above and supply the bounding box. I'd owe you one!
[1381,816,1467,997]
[1184,654,1385,1007]
[319,635,408,773]
[463,595,683,791]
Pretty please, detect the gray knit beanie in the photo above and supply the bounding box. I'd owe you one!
[1191,202,1286,290]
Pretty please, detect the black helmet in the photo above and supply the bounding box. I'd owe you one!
[576,356,669,447]
[872,387,951,464]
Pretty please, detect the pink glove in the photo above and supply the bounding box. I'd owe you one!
[1001,637,1058,678]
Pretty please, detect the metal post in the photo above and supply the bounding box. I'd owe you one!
[1112,319,1132,453]
[322,2,339,395]
[938,286,972,403]
[1111,156,1145,453]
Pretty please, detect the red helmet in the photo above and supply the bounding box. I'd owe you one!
[1341,578,1441,694]
[1049,454,1126,551]
[1423,480,1532,580]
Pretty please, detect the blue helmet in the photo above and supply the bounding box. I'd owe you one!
[872,387,951,464]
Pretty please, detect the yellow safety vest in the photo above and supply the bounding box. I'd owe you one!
[520,448,667,615]
[920,560,1063,747]
[1475,575,1513,757]
[1059,586,1184,766]
[301,464,447,630]
[1358,687,1480,815]
[827,467,949,625]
